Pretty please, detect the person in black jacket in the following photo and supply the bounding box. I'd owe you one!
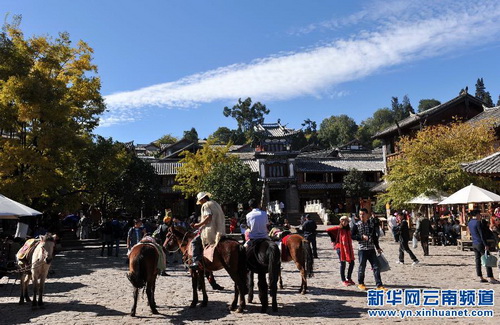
[302,214,318,258]
[415,213,432,256]
[397,214,419,265]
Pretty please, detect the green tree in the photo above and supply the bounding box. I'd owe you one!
[318,114,358,148]
[201,159,259,205]
[475,78,486,99]
[108,155,160,217]
[174,142,235,198]
[378,120,496,208]
[223,97,270,142]
[418,99,441,113]
[183,127,199,143]
[357,108,395,148]
[496,95,500,107]
[391,96,410,121]
[208,127,246,145]
[0,17,105,211]
[154,134,178,146]
[343,169,369,199]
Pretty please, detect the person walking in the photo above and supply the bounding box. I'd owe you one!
[190,192,226,270]
[351,208,387,291]
[327,216,355,286]
[302,214,318,258]
[127,219,146,254]
[397,214,419,265]
[388,212,399,242]
[99,218,114,257]
[415,213,432,256]
[111,216,123,257]
[468,210,500,284]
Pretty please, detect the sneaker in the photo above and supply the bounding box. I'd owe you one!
[376,286,389,292]
[347,279,355,286]
[395,261,404,264]
[357,284,367,291]
[488,278,500,284]
[480,278,488,283]
[412,260,420,266]
[342,281,350,287]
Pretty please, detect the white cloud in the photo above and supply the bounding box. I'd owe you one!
[102,1,500,126]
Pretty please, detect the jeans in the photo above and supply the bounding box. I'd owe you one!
[473,243,493,278]
[305,234,318,258]
[191,235,203,263]
[399,240,418,263]
[358,249,382,287]
[392,229,399,242]
[420,236,429,256]
[337,248,354,282]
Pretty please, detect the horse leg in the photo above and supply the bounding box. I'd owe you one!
[247,272,254,304]
[269,272,278,312]
[295,261,306,294]
[257,272,268,313]
[190,270,199,308]
[130,287,139,316]
[206,272,224,290]
[146,281,159,314]
[19,273,26,304]
[37,274,46,308]
[199,271,208,307]
[31,276,38,309]
[278,269,284,289]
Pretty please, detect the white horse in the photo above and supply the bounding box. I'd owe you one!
[17,234,57,308]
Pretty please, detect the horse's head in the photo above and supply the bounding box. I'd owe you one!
[39,233,57,264]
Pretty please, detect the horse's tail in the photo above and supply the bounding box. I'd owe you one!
[302,239,314,278]
[238,244,248,295]
[268,242,281,286]
[127,247,147,289]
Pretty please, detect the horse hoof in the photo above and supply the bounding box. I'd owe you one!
[130,313,136,317]
[301,291,306,295]
[19,300,24,305]
[189,303,197,308]
[151,309,159,314]
[200,301,208,308]
[236,307,244,313]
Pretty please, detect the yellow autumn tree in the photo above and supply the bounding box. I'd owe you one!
[174,141,238,198]
[379,119,497,208]
[0,17,106,211]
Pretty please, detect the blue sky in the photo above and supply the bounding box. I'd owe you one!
[4,0,500,144]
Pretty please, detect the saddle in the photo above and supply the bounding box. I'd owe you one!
[138,237,167,272]
[16,238,38,262]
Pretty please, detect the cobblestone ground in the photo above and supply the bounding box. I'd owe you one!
[1,234,499,324]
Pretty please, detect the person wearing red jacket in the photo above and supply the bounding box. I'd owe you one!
[327,216,355,286]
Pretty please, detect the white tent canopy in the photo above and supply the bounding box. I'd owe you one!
[0,194,42,219]
[407,192,448,205]
[438,184,500,205]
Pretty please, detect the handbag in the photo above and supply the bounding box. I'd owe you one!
[412,234,419,249]
[377,253,391,272]
[481,251,498,268]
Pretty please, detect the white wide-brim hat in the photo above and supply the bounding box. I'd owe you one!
[196,192,211,205]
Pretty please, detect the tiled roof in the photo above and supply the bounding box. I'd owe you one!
[373,93,483,138]
[151,162,183,175]
[461,152,500,175]
[296,159,384,172]
[254,122,300,138]
[467,105,500,125]
[242,160,259,173]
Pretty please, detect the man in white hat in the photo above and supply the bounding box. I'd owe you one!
[190,192,226,269]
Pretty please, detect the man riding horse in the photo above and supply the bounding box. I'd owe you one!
[190,192,226,270]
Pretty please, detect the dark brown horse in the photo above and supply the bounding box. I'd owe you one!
[166,226,247,312]
[246,239,281,312]
[127,243,160,317]
[279,234,314,294]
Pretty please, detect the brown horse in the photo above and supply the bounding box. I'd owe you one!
[279,234,314,294]
[127,243,160,317]
[166,226,247,312]
[17,234,57,308]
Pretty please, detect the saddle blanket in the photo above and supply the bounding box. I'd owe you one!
[16,238,38,261]
[188,243,216,263]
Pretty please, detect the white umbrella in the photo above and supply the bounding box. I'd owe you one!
[407,192,448,205]
[0,194,42,219]
[438,184,500,205]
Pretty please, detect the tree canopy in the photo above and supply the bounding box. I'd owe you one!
[343,169,369,199]
[208,127,245,145]
[418,99,441,113]
[378,120,496,208]
[0,17,105,211]
[201,159,259,205]
[174,142,236,198]
[357,108,395,148]
[183,127,199,143]
[154,134,178,146]
[223,97,270,142]
[318,114,358,148]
